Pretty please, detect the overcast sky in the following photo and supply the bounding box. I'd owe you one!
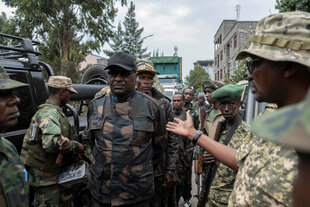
[0,0,278,80]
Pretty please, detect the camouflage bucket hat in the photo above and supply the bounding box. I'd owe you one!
[236,11,310,68]
[0,64,28,91]
[251,89,310,153]
[48,76,77,93]
[136,58,158,75]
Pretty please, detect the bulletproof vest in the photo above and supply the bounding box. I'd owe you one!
[21,103,70,172]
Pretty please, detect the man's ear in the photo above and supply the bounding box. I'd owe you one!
[283,63,297,79]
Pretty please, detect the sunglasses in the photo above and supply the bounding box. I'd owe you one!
[108,70,135,78]
[246,58,263,74]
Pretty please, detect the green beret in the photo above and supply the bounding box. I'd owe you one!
[251,89,310,153]
[212,84,244,103]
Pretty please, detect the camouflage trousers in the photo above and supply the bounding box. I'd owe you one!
[31,184,74,207]
[92,198,150,207]
[161,183,178,207]
[176,166,192,203]
[150,176,163,207]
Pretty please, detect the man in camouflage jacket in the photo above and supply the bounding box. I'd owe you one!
[167,11,310,207]
[20,76,84,206]
[135,59,179,207]
[0,65,29,206]
[172,93,191,207]
[88,52,166,206]
[205,84,249,207]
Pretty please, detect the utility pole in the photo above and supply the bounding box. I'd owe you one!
[236,4,241,20]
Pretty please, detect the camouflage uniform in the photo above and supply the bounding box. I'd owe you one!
[150,88,178,207]
[180,103,198,202]
[21,76,79,206]
[0,64,29,206]
[174,109,192,204]
[228,105,298,207]
[228,11,309,207]
[0,137,29,207]
[206,121,250,207]
[88,90,166,206]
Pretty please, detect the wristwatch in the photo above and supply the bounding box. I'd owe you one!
[167,170,174,176]
[192,130,203,145]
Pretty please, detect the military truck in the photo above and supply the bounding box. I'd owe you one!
[0,33,107,207]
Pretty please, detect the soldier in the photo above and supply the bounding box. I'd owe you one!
[167,11,310,207]
[181,88,198,207]
[202,81,224,139]
[251,89,310,207]
[135,59,178,207]
[204,84,250,207]
[21,76,85,206]
[172,93,191,207]
[87,52,166,206]
[0,65,29,206]
[197,81,224,207]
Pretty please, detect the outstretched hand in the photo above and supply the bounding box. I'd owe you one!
[166,110,196,139]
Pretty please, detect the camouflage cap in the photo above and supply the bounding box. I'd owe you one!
[212,84,244,103]
[236,11,310,68]
[203,81,224,90]
[251,89,310,153]
[0,63,28,91]
[136,58,158,76]
[48,76,77,93]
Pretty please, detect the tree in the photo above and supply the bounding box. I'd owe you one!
[275,0,310,12]
[0,12,8,32]
[2,0,126,82]
[185,65,211,92]
[105,1,151,58]
[104,22,124,57]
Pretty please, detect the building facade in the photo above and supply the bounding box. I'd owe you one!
[193,60,214,80]
[149,56,182,82]
[79,53,108,71]
[214,20,257,81]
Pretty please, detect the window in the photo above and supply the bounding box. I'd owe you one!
[215,57,217,66]
[234,34,237,49]
[220,51,223,61]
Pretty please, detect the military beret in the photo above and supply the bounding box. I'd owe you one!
[251,89,310,154]
[212,84,244,103]
[0,63,28,91]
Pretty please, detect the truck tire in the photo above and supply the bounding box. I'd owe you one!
[81,64,108,84]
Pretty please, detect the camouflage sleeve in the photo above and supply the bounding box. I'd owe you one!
[164,100,179,171]
[38,109,78,154]
[152,103,167,176]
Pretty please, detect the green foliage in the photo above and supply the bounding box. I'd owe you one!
[275,0,310,12]
[185,65,211,92]
[104,1,151,58]
[2,0,127,82]
[223,60,247,84]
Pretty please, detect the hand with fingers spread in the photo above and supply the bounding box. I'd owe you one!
[166,110,196,139]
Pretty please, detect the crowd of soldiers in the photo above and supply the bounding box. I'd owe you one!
[0,10,309,207]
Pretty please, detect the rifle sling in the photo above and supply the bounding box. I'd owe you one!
[203,115,242,202]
